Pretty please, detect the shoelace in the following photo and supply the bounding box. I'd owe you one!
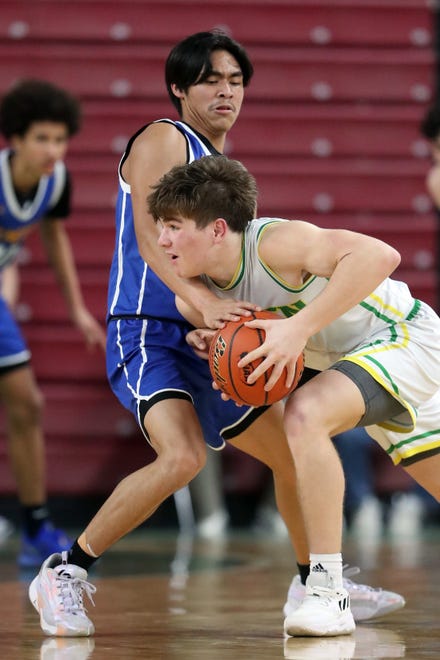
[56,572,96,614]
[342,565,381,594]
[304,585,339,607]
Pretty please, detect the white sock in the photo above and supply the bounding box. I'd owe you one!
[309,553,343,589]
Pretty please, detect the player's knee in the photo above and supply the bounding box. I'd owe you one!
[166,442,207,488]
[7,385,44,431]
[284,392,321,448]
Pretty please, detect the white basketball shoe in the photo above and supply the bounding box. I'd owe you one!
[284,566,405,622]
[284,569,355,637]
[29,552,96,637]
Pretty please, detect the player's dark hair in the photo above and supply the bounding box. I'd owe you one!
[420,103,440,140]
[148,155,257,232]
[165,30,254,115]
[0,78,81,139]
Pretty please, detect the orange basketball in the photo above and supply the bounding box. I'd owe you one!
[208,310,304,407]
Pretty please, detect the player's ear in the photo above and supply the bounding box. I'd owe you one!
[170,83,184,99]
[212,218,227,240]
[9,134,22,150]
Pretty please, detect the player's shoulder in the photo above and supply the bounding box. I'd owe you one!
[130,118,186,154]
[139,118,184,140]
[250,217,290,238]
[255,218,313,260]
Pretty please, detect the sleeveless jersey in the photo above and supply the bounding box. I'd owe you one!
[0,148,67,269]
[201,217,421,372]
[107,120,218,321]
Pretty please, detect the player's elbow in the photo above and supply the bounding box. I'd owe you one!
[381,244,401,276]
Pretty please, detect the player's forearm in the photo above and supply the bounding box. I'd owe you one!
[40,223,87,318]
[297,244,401,337]
[175,296,205,327]
[1,261,20,308]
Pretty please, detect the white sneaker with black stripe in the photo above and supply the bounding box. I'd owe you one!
[284,570,355,637]
[284,566,405,621]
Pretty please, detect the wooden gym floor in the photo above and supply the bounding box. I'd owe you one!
[0,526,438,659]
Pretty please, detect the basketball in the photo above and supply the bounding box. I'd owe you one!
[208,310,304,406]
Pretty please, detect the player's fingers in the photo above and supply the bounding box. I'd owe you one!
[193,337,207,350]
[237,346,265,370]
[222,313,244,322]
[192,348,209,360]
[285,361,298,388]
[264,362,285,391]
[220,309,257,322]
[244,319,269,329]
[235,302,261,314]
[245,356,274,384]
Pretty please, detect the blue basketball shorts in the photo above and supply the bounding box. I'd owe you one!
[106,317,267,449]
[0,296,31,372]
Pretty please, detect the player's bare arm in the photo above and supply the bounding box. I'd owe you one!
[131,124,258,328]
[39,219,106,350]
[1,261,20,309]
[176,296,258,359]
[240,221,401,389]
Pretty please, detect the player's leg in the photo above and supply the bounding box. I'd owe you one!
[77,397,207,556]
[29,317,208,636]
[404,455,440,501]
[366,389,440,502]
[229,401,309,564]
[284,370,363,553]
[201,359,405,624]
[230,402,405,624]
[0,365,45,504]
[29,396,208,638]
[283,359,414,636]
[282,368,365,636]
[0,298,71,566]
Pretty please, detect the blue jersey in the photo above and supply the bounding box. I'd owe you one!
[105,119,266,449]
[0,148,67,269]
[107,119,218,321]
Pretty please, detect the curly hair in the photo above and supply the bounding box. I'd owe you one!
[0,78,81,138]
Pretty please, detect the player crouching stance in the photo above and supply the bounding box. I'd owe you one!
[148,155,440,637]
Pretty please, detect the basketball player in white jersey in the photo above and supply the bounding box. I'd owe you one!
[148,154,440,637]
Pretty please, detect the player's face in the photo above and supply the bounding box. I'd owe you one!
[11,121,69,178]
[175,50,245,143]
[157,216,212,278]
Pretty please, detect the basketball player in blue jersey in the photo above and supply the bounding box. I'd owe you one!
[0,79,106,567]
[147,154,440,637]
[29,33,403,638]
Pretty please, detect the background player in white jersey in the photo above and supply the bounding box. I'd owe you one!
[29,33,402,638]
[0,79,106,566]
[148,154,440,637]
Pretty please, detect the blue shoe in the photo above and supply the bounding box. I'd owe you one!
[18,522,71,568]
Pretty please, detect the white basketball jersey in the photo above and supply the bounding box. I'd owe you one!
[201,217,420,371]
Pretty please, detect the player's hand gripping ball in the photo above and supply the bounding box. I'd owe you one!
[208,310,304,406]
